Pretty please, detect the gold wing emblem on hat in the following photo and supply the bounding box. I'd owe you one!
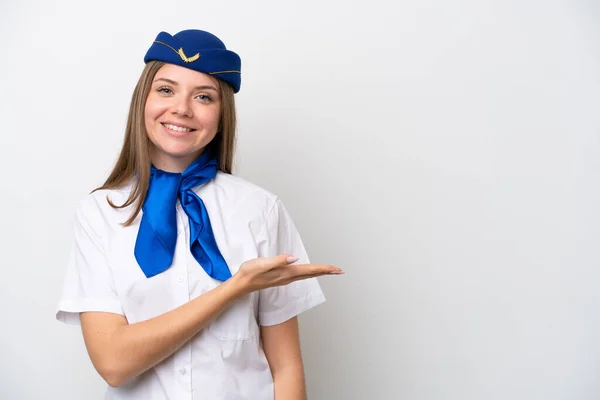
[178,48,200,63]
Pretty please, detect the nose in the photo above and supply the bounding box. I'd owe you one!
[171,96,193,118]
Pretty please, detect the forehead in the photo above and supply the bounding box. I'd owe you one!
[153,63,220,88]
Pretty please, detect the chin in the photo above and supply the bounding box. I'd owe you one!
[167,148,203,159]
[155,143,205,159]
[161,136,211,152]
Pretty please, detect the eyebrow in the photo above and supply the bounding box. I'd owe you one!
[153,77,219,92]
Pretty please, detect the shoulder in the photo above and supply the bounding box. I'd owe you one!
[204,172,282,216]
[212,172,277,199]
[75,184,134,228]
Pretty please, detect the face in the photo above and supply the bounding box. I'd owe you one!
[145,63,221,172]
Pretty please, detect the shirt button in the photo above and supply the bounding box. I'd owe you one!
[180,367,187,375]
[176,276,184,284]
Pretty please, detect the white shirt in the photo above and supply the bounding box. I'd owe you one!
[56,172,325,400]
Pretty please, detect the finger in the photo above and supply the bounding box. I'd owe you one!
[286,264,342,278]
[284,269,344,285]
[258,254,299,271]
[294,271,341,280]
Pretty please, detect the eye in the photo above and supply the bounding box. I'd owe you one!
[195,94,212,103]
[157,86,173,95]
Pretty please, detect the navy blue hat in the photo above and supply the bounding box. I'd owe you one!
[144,30,241,93]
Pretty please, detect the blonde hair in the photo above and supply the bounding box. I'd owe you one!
[94,60,237,226]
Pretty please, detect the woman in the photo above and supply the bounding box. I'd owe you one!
[56,29,342,399]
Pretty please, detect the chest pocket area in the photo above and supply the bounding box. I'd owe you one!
[204,204,263,341]
[208,291,260,340]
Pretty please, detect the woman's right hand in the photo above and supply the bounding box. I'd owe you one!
[232,255,342,297]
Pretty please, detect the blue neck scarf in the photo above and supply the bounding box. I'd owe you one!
[134,151,231,281]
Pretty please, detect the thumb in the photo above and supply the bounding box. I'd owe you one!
[267,254,299,268]
[284,255,299,264]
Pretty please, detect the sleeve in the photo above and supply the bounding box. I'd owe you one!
[257,198,326,326]
[55,197,125,325]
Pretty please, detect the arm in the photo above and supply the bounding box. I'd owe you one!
[81,255,340,387]
[81,276,242,387]
[261,317,307,400]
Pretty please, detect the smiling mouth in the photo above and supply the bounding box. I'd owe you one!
[161,123,196,133]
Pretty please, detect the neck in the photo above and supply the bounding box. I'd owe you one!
[151,149,205,173]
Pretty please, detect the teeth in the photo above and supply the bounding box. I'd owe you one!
[163,123,193,132]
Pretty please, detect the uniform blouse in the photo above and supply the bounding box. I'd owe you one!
[56,172,325,399]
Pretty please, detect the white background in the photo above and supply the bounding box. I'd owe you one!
[1,0,599,399]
